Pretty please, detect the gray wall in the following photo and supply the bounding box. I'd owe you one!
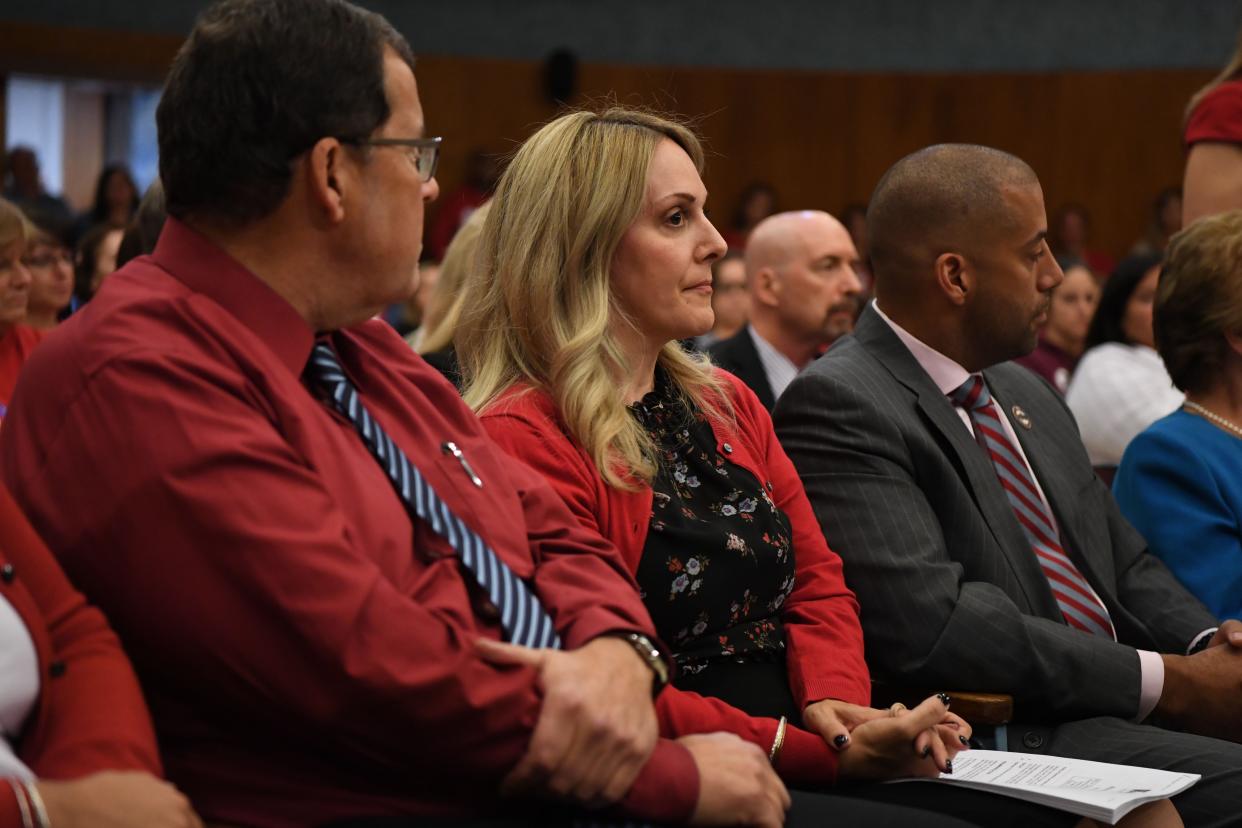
[2,0,1240,73]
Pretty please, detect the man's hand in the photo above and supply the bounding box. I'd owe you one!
[477,635,658,806]
[1158,645,1242,742]
[836,695,969,782]
[679,733,790,828]
[1206,620,1242,650]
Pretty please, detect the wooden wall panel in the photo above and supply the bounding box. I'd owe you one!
[0,22,1214,260]
[415,56,1212,260]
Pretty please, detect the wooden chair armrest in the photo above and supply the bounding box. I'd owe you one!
[871,681,1014,726]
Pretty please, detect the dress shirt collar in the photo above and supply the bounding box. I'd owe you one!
[152,218,315,377]
[871,300,971,395]
[747,325,800,402]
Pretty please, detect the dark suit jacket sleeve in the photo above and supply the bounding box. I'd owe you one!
[774,367,1149,720]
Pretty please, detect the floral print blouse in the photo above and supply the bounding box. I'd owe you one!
[629,373,796,678]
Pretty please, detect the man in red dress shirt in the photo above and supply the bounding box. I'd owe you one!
[0,1,787,826]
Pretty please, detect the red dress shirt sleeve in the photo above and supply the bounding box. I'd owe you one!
[720,372,871,710]
[1186,79,1242,147]
[3,346,697,823]
[479,426,702,820]
[482,395,843,786]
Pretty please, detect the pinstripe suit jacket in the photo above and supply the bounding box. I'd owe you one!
[774,304,1215,722]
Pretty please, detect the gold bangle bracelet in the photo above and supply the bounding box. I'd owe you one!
[7,779,33,828]
[768,716,788,765]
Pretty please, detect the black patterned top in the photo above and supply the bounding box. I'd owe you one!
[629,373,796,679]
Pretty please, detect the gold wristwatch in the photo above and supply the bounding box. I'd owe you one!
[618,632,670,693]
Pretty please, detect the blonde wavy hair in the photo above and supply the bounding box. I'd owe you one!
[458,107,729,490]
[415,200,491,354]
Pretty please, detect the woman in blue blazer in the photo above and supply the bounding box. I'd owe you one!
[1115,210,1242,619]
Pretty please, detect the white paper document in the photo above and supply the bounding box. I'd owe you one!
[890,749,1199,824]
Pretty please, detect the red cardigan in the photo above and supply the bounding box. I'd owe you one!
[0,485,162,827]
[482,370,869,786]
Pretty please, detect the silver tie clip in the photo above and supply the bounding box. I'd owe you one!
[442,441,483,488]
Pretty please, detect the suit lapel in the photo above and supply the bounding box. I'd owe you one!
[733,328,777,411]
[853,309,1051,614]
[986,369,1116,603]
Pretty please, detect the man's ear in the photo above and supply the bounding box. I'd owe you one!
[305,137,348,225]
[935,252,971,307]
[752,266,781,309]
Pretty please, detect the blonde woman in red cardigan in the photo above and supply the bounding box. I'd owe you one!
[452,108,1141,827]
[0,484,200,827]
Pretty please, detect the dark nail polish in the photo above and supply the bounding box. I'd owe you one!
[833,734,849,748]
[937,693,951,707]
[959,735,969,746]
[944,760,954,775]
[921,746,932,759]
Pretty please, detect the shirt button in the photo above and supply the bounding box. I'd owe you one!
[0,564,13,583]
[1022,731,1044,750]
[722,443,733,454]
[48,660,67,678]
[765,481,774,492]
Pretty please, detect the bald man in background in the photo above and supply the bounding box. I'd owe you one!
[774,144,1242,825]
[709,210,862,410]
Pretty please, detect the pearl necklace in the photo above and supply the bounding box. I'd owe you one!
[1184,401,1242,439]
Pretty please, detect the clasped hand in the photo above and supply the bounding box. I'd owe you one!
[1157,618,1242,742]
[804,695,969,781]
[477,635,658,807]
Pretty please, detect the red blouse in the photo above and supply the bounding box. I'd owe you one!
[1185,78,1242,147]
[481,371,870,786]
[0,485,161,828]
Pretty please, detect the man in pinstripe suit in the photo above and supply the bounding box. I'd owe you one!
[774,144,1242,824]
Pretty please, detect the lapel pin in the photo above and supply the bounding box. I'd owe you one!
[1012,405,1033,430]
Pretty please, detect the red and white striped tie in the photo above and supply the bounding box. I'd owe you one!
[950,375,1115,638]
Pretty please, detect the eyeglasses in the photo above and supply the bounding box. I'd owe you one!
[22,251,73,269]
[343,136,442,182]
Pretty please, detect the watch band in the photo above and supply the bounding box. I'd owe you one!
[618,632,670,693]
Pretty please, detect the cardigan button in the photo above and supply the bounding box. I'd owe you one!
[722,443,733,454]
[0,564,13,583]
[48,660,67,678]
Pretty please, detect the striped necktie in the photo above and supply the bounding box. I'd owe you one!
[950,375,1115,638]
[305,342,561,649]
